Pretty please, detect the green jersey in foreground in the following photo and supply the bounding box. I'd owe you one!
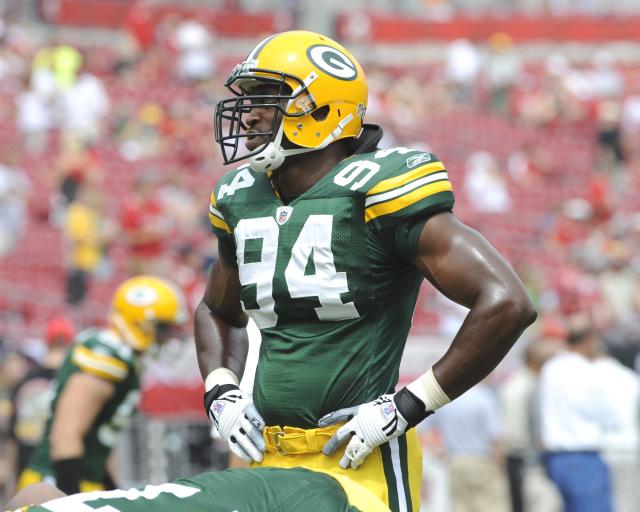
[209,147,455,427]
[17,468,368,512]
[27,329,140,483]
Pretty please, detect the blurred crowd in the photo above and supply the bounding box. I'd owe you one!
[0,4,640,511]
[420,321,640,512]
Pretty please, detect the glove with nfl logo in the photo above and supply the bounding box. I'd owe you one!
[319,369,450,470]
[319,388,432,469]
[204,370,266,464]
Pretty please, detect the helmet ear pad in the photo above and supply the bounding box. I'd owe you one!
[274,106,329,151]
[282,100,362,149]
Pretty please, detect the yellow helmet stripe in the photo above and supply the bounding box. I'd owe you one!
[247,34,278,61]
[365,180,453,223]
[366,161,445,196]
[72,346,128,382]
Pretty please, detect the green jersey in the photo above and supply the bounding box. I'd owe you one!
[16,468,366,512]
[28,329,140,483]
[209,145,454,428]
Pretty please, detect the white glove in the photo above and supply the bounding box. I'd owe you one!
[319,389,432,470]
[205,384,266,463]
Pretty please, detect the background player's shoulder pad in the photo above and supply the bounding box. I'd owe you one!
[71,330,133,382]
[362,147,454,226]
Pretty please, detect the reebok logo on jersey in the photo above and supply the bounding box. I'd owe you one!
[406,153,432,168]
[276,206,293,225]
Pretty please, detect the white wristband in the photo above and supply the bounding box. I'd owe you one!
[406,368,451,412]
[204,368,240,393]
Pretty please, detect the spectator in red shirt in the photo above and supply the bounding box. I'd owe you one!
[119,172,171,275]
[122,0,157,53]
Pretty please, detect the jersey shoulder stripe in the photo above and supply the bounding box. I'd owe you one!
[72,344,129,382]
[367,160,446,196]
[209,191,231,234]
[76,328,135,363]
[363,151,454,225]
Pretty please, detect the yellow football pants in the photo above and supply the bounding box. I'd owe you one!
[255,424,423,512]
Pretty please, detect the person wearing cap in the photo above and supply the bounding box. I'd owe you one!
[539,318,617,512]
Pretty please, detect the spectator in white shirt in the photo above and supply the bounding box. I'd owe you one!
[60,72,110,145]
[464,151,511,214]
[171,19,216,83]
[539,321,616,512]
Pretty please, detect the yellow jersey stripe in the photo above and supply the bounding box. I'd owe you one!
[367,161,445,196]
[208,212,231,233]
[365,180,453,223]
[72,346,128,382]
[209,204,224,220]
[365,171,448,207]
[210,191,218,208]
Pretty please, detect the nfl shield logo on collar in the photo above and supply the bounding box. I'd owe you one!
[276,206,293,225]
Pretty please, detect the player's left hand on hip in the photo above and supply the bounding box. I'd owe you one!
[318,387,433,470]
[204,384,266,464]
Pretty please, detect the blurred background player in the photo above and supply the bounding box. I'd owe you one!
[16,276,187,495]
[4,316,75,498]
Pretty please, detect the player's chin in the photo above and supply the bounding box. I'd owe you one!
[245,136,268,152]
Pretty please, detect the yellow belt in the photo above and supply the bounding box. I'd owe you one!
[263,424,340,455]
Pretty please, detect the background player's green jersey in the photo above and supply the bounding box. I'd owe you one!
[209,146,455,428]
[27,329,140,483]
[14,468,366,512]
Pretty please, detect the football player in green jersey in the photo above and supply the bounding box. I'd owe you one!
[5,466,387,512]
[18,276,187,496]
[195,30,537,512]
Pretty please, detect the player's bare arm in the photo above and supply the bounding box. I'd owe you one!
[194,256,248,379]
[195,257,266,463]
[322,212,536,470]
[415,211,537,399]
[49,372,115,493]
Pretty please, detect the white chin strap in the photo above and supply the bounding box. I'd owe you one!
[249,72,354,173]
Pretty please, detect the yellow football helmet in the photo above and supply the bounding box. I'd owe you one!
[214,30,368,172]
[109,276,188,352]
